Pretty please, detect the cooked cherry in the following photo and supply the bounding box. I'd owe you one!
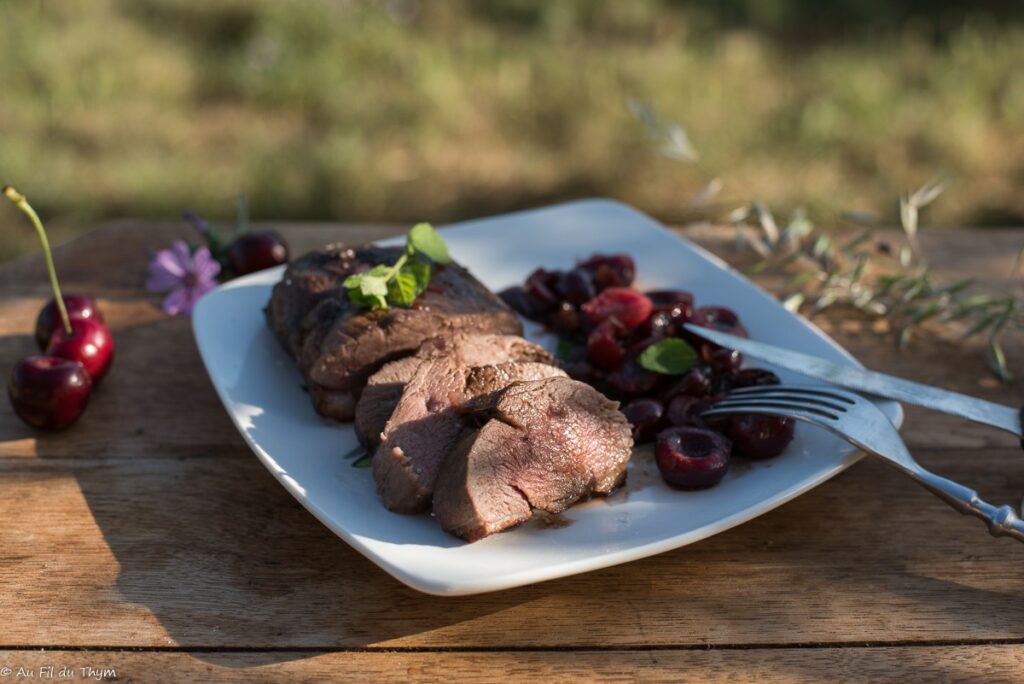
[35,295,103,350]
[578,253,635,289]
[586,319,626,369]
[647,290,695,309]
[622,398,665,443]
[226,230,289,276]
[582,288,653,330]
[7,355,92,430]
[547,302,581,335]
[499,286,541,319]
[656,426,731,489]
[665,395,708,427]
[664,366,713,398]
[702,346,743,375]
[729,414,795,459]
[727,368,781,389]
[558,268,596,306]
[46,319,115,383]
[607,359,661,396]
[666,392,726,427]
[524,268,561,312]
[639,310,674,338]
[688,305,749,345]
[563,358,598,383]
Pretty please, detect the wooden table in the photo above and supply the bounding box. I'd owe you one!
[1,220,1022,683]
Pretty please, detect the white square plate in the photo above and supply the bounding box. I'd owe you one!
[193,199,901,596]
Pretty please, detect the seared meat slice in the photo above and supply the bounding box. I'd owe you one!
[354,334,554,450]
[266,244,400,357]
[373,360,566,514]
[433,376,633,542]
[265,244,522,421]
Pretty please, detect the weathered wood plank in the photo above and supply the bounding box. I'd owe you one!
[1,448,1022,648]
[0,646,1022,683]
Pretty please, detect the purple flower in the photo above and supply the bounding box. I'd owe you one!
[145,240,221,316]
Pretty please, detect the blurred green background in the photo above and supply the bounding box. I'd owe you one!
[2,0,1023,260]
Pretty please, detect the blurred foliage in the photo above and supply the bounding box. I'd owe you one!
[1,0,1023,260]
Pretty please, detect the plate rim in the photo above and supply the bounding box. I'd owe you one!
[192,197,903,596]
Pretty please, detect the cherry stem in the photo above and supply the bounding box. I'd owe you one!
[3,186,72,336]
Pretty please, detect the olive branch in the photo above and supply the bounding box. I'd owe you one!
[631,101,1023,382]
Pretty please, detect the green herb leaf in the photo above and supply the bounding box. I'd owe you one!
[341,223,452,311]
[637,338,697,375]
[352,453,373,468]
[343,264,392,310]
[408,223,450,264]
[388,261,431,307]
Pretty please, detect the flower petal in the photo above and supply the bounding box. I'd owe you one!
[161,287,192,316]
[152,248,187,279]
[145,269,181,292]
[170,240,194,270]
[191,246,222,283]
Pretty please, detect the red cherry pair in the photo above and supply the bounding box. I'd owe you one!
[9,295,115,431]
[4,187,115,431]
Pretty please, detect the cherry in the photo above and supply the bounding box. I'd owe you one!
[665,395,707,427]
[664,366,713,398]
[557,268,596,306]
[563,358,598,383]
[582,288,653,330]
[647,289,695,310]
[524,268,561,313]
[35,295,103,350]
[607,358,661,396]
[46,318,115,384]
[656,426,731,489]
[578,253,635,290]
[226,230,289,276]
[703,346,744,375]
[687,304,747,341]
[639,310,674,338]
[547,302,581,335]
[586,320,626,369]
[727,368,781,389]
[7,355,92,430]
[622,398,665,443]
[499,285,542,319]
[729,414,795,459]
[4,186,105,431]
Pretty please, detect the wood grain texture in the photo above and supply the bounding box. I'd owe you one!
[1,448,1023,648]
[0,219,1022,676]
[0,646,1023,683]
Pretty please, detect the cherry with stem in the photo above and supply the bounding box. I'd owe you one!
[3,186,72,337]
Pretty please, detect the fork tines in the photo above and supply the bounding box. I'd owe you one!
[702,385,859,423]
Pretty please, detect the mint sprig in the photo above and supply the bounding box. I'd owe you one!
[343,223,450,310]
[637,338,698,375]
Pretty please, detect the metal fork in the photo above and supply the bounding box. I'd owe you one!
[702,385,1024,543]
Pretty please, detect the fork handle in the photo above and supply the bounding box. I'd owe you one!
[909,468,1024,543]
